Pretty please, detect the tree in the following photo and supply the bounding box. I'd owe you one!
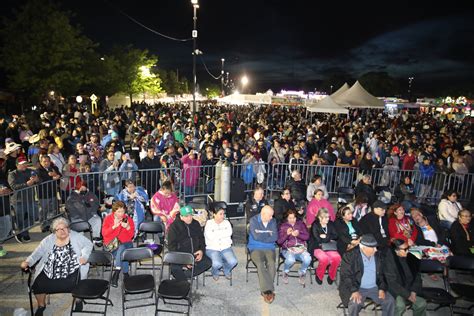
[112,46,162,102]
[158,69,190,95]
[201,82,221,98]
[0,0,95,101]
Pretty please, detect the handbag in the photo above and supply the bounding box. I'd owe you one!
[321,240,338,252]
[104,237,120,252]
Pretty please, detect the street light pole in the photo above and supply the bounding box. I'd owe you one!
[191,0,199,117]
[221,58,225,96]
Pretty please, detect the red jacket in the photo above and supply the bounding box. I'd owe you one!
[402,154,416,170]
[102,213,135,245]
[388,216,417,244]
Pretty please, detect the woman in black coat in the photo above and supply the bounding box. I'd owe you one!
[273,188,296,223]
[450,209,474,256]
[334,206,361,256]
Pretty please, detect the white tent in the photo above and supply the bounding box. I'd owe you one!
[330,82,350,99]
[218,94,272,105]
[332,81,385,108]
[305,96,349,114]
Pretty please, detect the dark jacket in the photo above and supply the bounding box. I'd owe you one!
[359,212,389,249]
[66,190,100,222]
[335,218,361,255]
[449,220,474,256]
[339,247,387,307]
[413,215,448,247]
[36,164,61,199]
[168,216,206,254]
[309,220,338,254]
[273,198,296,223]
[384,251,422,299]
[8,168,36,204]
[355,182,377,205]
[285,178,306,202]
[244,197,268,223]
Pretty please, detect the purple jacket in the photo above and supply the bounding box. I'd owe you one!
[277,219,310,249]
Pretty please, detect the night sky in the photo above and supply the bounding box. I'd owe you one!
[2,0,474,95]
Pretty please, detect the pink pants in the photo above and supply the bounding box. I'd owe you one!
[314,249,341,281]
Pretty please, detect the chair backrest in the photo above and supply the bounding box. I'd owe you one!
[448,255,474,271]
[122,247,153,262]
[88,250,114,266]
[139,221,164,234]
[187,201,208,211]
[70,220,92,233]
[191,196,208,205]
[419,258,445,273]
[163,252,195,266]
[338,187,355,195]
[211,201,227,213]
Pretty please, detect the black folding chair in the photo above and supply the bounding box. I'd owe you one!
[245,230,258,283]
[156,252,195,315]
[70,220,93,241]
[276,247,313,287]
[121,247,156,316]
[447,255,474,312]
[418,259,455,315]
[135,221,164,271]
[70,251,114,315]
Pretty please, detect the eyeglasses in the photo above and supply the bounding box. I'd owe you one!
[55,227,68,232]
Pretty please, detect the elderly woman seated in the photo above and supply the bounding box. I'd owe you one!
[20,217,93,316]
[450,209,474,256]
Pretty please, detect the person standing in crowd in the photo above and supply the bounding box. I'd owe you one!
[20,217,92,315]
[36,155,61,231]
[66,181,102,244]
[8,157,40,243]
[61,154,80,201]
[150,180,180,230]
[244,186,268,223]
[181,149,201,202]
[248,205,278,304]
[140,146,162,196]
[204,204,238,281]
[311,208,341,285]
[99,150,121,197]
[438,190,462,230]
[384,239,427,316]
[116,180,148,236]
[102,201,135,287]
[285,170,307,205]
[0,181,12,257]
[417,157,435,204]
[84,132,103,172]
[277,209,311,285]
[47,143,66,173]
[167,206,212,281]
[449,209,474,256]
[339,234,395,316]
[355,174,377,206]
[118,152,138,183]
[359,201,390,250]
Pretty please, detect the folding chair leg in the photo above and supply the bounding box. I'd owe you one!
[70,297,76,316]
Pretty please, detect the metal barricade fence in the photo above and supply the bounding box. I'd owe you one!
[74,167,181,205]
[1,179,61,243]
[446,172,474,204]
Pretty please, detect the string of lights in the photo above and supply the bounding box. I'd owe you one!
[199,55,222,80]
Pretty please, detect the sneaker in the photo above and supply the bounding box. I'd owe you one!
[299,273,306,285]
[0,249,7,257]
[282,272,289,284]
[315,273,323,285]
[111,270,120,288]
[327,276,334,285]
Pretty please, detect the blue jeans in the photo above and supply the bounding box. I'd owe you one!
[184,186,195,203]
[282,249,312,275]
[206,248,238,277]
[112,242,133,273]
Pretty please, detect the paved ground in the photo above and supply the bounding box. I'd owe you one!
[1,221,472,316]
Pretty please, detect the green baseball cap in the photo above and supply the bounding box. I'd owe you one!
[180,205,193,216]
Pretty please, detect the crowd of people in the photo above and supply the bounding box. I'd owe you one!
[1,100,473,315]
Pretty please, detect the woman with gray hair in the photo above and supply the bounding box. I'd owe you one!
[20,217,93,316]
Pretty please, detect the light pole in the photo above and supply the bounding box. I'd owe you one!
[221,58,225,96]
[408,76,414,99]
[241,75,248,94]
[191,0,199,116]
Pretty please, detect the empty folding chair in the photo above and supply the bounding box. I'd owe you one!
[135,221,164,270]
[447,255,474,312]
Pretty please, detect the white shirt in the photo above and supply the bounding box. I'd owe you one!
[204,219,233,251]
[421,224,438,244]
[438,199,462,223]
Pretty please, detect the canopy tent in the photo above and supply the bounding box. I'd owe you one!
[305,96,349,114]
[330,83,350,99]
[332,81,385,108]
[217,94,272,105]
